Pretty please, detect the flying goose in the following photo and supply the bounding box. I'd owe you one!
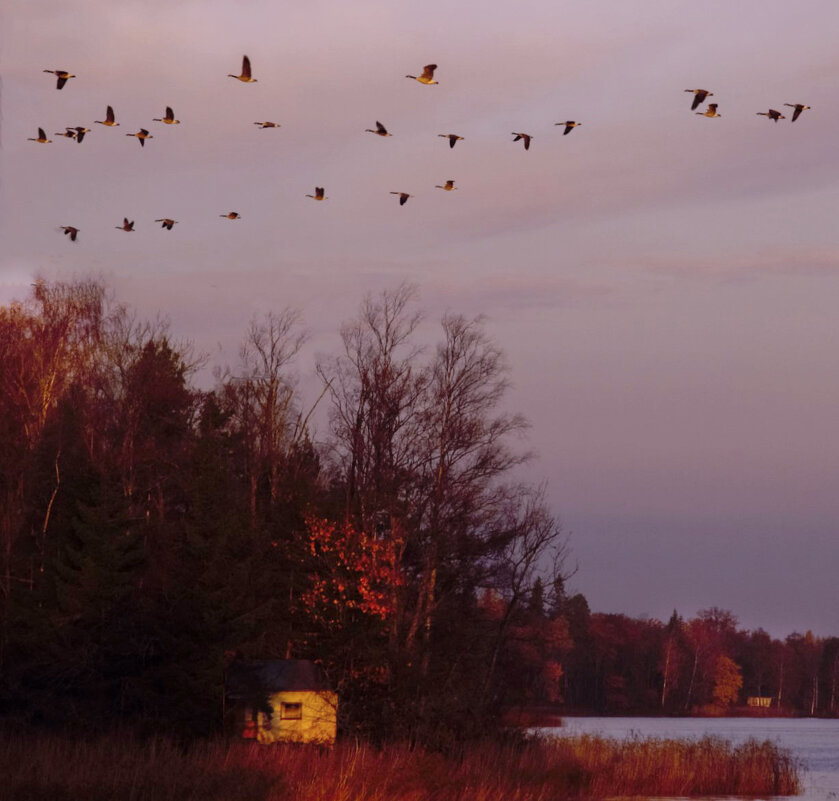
[405,64,438,84]
[228,55,257,82]
[390,192,413,205]
[696,103,721,118]
[435,180,457,191]
[254,121,281,128]
[73,126,91,143]
[153,106,180,124]
[438,133,464,148]
[512,132,533,150]
[306,187,327,201]
[60,226,79,242]
[783,103,810,122]
[155,218,178,230]
[116,218,134,232]
[126,128,153,146]
[366,121,392,137]
[28,128,52,143]
[220,212,241,219]
[685,89,713,110]
[43,69,75,89]
[95,106,119,126]
[555,121,581,135]
[55,129,77,139]
[757,109,785,122]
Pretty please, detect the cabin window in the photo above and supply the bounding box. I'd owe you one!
[280,702,303,720]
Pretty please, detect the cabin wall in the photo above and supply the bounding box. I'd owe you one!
[252,690,337,744]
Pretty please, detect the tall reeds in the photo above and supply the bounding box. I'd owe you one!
[0,731,801,801]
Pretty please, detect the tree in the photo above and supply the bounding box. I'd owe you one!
[712,655,743,708]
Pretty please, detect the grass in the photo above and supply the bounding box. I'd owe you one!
[0,731,801,801]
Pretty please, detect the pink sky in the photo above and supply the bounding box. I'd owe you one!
[2,0,839,635]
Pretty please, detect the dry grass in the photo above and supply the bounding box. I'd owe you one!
[0,731,801,801]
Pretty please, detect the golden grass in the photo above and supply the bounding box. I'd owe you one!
[0,731,801,801]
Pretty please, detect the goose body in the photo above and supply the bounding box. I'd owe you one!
[220,212,241,219]
[153,106,180,124]
[229,55,257,82]
[306,187,327,201]
[757,109,785,122]
[60,226,79,242]
[55,129,77,139]
[95,105,119,126]
[512,132,533,150]
[406,64,438,84]
[44,69,75,89]
[696,103,721,118]
[784,103,810,122]
[555,121,581,135]
[155,218,178,230]
[366,121,392,137]
[438,133,464,148]
[73,127,91,143]
[28,128,52,143]
[390,192,413,205]
[254,121,281,128]
[116,218,134,232]
[126,128,153,146]
[685,89,713,110]
[435,180,456,191]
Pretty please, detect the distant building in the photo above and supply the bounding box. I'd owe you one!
[746,696,773,708]
[225,659,337,745]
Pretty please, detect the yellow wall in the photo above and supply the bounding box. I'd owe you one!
[253,690,337,745]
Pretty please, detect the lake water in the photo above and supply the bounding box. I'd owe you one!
[540,717,839,801]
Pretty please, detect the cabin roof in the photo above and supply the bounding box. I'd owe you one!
[226,659,332,696]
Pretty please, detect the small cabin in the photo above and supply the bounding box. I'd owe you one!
[225,659,337,745]
[746,696,773,708]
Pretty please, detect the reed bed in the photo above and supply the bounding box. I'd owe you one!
[0,730,801,801]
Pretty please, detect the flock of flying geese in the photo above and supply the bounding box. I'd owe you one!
[34,60,811,243]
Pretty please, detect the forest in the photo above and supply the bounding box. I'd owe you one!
[0,278,836,745]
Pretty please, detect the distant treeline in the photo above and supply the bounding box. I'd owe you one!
[0,280,834,745]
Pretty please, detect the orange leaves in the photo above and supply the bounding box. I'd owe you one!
[300,516,402,625]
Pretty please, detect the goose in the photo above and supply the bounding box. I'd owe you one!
[366,121,392,137]
[153,106,180,124]
[306,187,327,201]
[228,55,257,82]
[435,180,456,191]
[390,192,413,206]
[155,218,178,230]
[512,132,533,150]
[60,226,79,242]
[555,121,581,135]
[73,126,91,143]
[43,69,75,89]
[95,105,119,126]
[116,218,134,232]
[406,64,438,84]
[220,212,241,219]
[783,103,810,122]
[126,128,153,146]
[696,103,721,118]
[756,109,785,122]
[685,89,713,110]
[438,133,464,148]
[254,121,281,128]
[55,129,77,139]
[28,128,52,144]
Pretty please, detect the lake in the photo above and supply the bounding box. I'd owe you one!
[541,717,839,801]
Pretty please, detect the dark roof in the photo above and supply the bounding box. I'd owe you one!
[226,659,332,697]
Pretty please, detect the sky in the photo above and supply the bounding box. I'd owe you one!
[2,0,839,637]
